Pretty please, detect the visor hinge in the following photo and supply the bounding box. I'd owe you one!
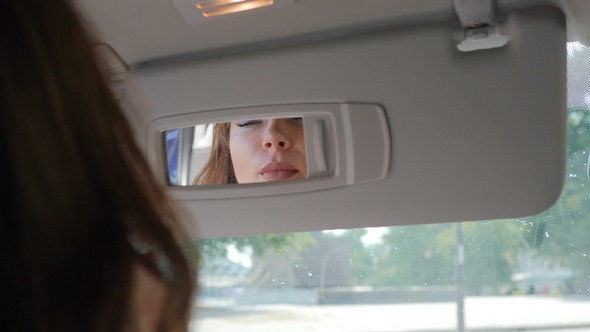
[453,0,510,52]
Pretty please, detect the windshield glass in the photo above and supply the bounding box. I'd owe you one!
[188,42,590,332]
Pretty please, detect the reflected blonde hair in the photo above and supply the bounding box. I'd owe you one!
[192,122,238,185]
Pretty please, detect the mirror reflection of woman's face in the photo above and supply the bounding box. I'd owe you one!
[229,118,307,183]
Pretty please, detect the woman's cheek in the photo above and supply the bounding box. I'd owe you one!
[230,132,260,183]
[129,264,166,332]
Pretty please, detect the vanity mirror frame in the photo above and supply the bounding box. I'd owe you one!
[147,103,391,200]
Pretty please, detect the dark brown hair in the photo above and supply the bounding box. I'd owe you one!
[0,0,193,331]
[192,122,238,185]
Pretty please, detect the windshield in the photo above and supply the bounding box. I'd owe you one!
[188,42,590,332]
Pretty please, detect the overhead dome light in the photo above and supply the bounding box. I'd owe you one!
[196,0,259,10]
[173,0,295,24]
[200,0,274,18]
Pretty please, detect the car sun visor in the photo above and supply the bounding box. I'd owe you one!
[138,6,566,239]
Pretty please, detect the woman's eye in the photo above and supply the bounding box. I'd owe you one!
[235,120,262,127]
[291,117,303,123]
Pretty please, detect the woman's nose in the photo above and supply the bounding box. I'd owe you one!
[262,120,291,151]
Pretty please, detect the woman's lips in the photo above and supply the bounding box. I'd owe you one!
[260,162,299,181]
